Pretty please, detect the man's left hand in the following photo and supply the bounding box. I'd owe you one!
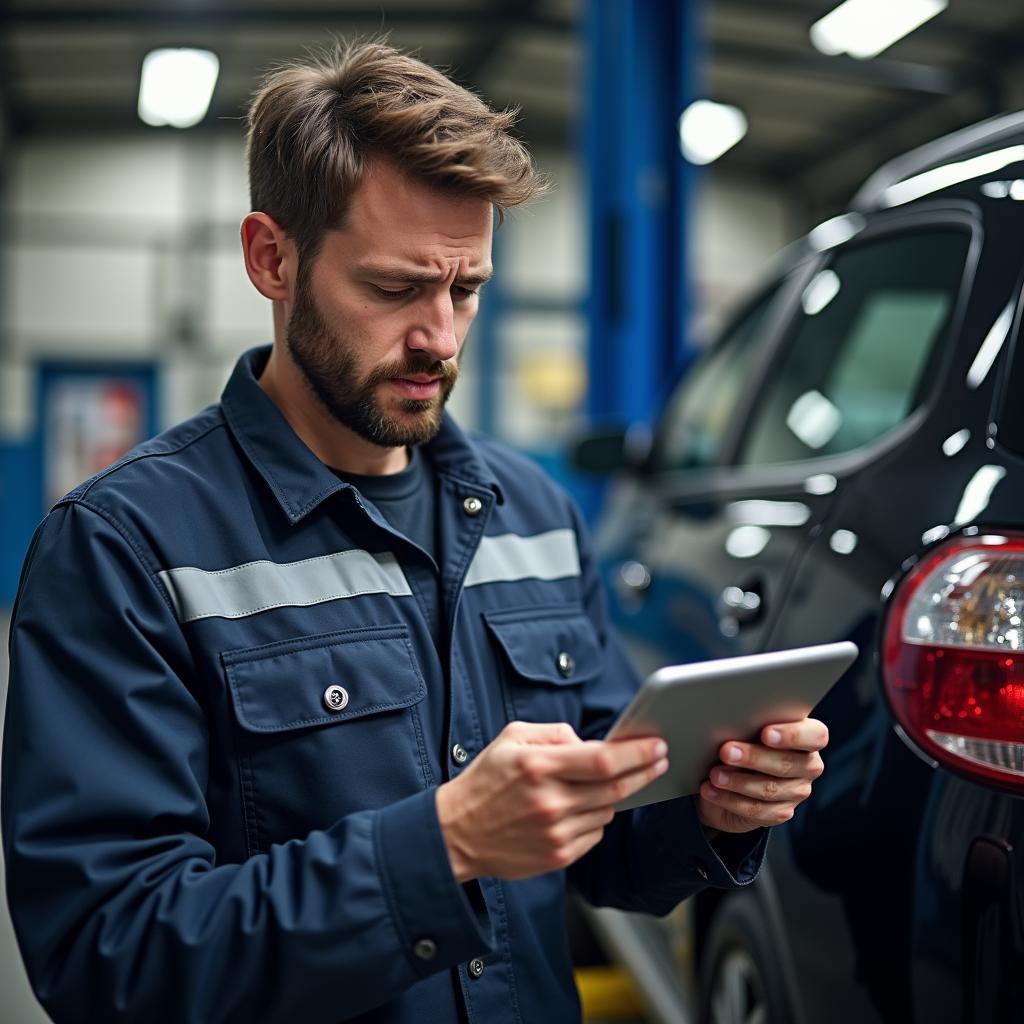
[695,718,828,833]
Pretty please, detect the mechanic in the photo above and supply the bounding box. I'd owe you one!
[2,39,828,1024]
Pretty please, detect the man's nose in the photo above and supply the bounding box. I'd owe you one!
[407,293,458,362]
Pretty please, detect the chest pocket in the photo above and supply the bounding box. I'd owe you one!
[222,625,429,854]
[483,605,603,729]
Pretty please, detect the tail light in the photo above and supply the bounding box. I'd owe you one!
[882,532,1024,792]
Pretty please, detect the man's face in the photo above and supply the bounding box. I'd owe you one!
[284,159,494,450]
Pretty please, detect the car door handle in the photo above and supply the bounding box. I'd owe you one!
[718,583,763,625]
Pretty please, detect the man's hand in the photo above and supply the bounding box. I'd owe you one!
[696,718,828,833]
[435,720,668,882]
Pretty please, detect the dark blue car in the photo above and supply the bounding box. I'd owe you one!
[580,111,1024,1024]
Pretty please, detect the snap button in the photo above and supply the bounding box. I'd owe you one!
[468,958,485,979]
[556,651,574,678]
[452,743,469,765]
[323,685,349,712]
[462,496,483,516]
[413,938,438,961]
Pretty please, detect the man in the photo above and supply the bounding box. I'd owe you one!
[2,40,827,1023]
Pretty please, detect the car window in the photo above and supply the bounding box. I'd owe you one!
[739,228,971,466]
[653,286,781,472]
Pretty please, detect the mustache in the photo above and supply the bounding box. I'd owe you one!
[363,357,458,388]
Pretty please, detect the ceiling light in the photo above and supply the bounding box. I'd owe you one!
[810,0,947,60]
[678,100,747,165]
[138,48,219,129]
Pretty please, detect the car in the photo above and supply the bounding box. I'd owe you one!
[576,110,1024,1024]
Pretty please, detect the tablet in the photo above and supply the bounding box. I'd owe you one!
[605,641,858,811]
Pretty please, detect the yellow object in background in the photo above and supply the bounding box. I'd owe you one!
[574,965,649,1022]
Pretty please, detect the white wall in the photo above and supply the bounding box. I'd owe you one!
[1,136,795,446]
[689,171,794,344]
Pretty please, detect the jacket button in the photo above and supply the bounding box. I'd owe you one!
[468,958,485,979]
[414,938,438,961]
[462,496,483,516]
[452,743,469,765]
[556,651,574,677]
[323,685,349,712]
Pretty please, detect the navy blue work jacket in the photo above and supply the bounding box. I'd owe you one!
[3,346,765,1024]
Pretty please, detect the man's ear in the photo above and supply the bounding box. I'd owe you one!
[240,212,295,301]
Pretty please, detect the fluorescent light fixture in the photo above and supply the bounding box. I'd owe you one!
[810,0,947,60]
[678,100,747,165]
[882,145,1024,207]
[139,48,219,129]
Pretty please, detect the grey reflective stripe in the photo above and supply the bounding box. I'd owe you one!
[158,550,412,623]
[464,528,581,588]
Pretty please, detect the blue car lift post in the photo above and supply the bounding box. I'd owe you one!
[578,4,704,1023]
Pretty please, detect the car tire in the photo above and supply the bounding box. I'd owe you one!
[699,893,795,1024]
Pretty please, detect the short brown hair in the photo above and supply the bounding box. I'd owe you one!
[245,38,544,264]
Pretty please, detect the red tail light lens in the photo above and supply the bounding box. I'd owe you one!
[882,533,1024,791]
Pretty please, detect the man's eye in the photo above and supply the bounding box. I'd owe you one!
[373,286,413,300]
[452,286,480,301]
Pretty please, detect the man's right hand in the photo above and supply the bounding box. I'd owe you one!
[435,720,668,882]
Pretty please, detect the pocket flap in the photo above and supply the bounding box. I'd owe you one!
[222,625,426,733]
[483,606,603,685]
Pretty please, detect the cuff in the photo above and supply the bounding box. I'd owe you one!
[681,796,769,887]
[375,788,494,978]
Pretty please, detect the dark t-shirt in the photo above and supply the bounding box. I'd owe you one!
[331,446,444,651]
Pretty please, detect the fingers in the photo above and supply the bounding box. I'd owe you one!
[698,781,797,827]
[552,805,617,842]
[544,737,667,783]
[708,766,812,804]
[717,741,824,780]
[549,827,607,870]
[502,720,582,746]
[568,757,670,812]
[760,718,829,753]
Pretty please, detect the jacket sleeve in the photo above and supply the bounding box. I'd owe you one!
[563,501,768,914]
[2,501,491,1024]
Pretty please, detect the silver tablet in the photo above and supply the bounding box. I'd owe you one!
[606,641,858,811]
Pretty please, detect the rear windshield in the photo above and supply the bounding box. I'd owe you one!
[738,227,971,466]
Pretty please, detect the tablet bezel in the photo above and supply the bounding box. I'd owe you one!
[606,641,858,811]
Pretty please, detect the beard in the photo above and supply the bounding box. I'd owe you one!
[284,270,459,448]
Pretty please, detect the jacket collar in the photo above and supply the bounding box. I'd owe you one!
[221,346,502,525]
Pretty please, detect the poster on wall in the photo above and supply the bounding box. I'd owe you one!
[44,375,149,508]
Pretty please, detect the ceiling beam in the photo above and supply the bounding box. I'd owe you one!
[715,41,961,95]
[0,7,571,32]
[768,21,1024,214]
[6,102,571,149]
[453,0,541,90]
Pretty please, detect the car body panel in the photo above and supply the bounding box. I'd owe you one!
[591,132,1024,1023]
